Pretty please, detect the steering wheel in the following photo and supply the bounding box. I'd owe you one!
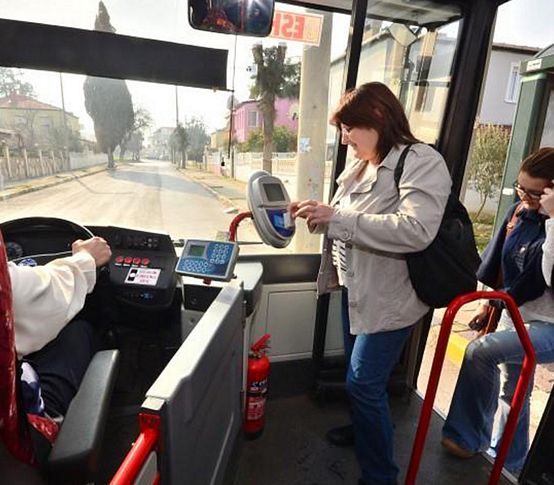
[0,216,96,266]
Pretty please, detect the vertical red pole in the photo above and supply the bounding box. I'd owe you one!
[404,291,536,485]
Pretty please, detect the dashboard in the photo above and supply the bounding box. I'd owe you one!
[0,217,178,310]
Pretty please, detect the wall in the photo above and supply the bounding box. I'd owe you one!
[479,48,535,125]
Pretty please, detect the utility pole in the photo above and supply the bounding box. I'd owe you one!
[59,72,70,170]
[293,11,333,253]
[175,85,179,125]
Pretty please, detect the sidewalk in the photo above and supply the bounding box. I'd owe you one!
[180,166,250,212]
[0,165,107,200]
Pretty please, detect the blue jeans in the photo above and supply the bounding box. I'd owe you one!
[443,319,554,474]
[341,288,414,485]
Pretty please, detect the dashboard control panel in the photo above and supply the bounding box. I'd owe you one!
[90,226,178,309]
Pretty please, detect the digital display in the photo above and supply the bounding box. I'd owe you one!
[264,183,285,202]
[189,244,205,257]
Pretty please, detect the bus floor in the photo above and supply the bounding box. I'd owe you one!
[231,375,513,485]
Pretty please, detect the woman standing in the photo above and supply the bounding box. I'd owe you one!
[291,82,451,485]
[442,147,554,476]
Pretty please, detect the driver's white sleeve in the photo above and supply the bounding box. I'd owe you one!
[9,251,96,358]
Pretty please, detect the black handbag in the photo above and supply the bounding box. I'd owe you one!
[394,145,481,308]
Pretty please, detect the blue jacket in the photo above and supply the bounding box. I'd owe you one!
[478,203,548,306]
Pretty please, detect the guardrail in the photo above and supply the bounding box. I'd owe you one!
[405,291,536,485]
[110,413,160,485]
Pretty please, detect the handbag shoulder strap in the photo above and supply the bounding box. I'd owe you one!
[506,202,525,236]
[393,144,413,192]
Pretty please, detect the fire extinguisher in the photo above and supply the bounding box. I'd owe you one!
[244,333,271,439]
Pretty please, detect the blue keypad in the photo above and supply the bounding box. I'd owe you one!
[176,241,237,280]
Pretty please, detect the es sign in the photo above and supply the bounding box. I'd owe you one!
[269,11,323,46]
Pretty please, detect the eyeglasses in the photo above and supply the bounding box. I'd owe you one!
[512,181,544,201]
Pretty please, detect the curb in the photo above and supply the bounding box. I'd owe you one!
[446,333,469,366]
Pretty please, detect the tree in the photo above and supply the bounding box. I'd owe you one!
[467,123,510,221]
[127,131,144,160]
[239,125,296,153]
[251,44,300,173]
[0,68,35,98]
[184,118,210,162]
[119,107,152,161]
[170,123,188,166]
[83,2,134,168]
[239,128,263,152]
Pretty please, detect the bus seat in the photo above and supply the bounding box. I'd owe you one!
[0,231,120,484]
[47,349,119,484]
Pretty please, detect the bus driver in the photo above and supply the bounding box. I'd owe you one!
[8,236,112,418]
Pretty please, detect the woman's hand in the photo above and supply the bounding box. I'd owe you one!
[291,200,335,226]
[468,303,490,332]
[540,184,554,218]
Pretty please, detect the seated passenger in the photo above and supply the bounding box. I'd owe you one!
[9,236,112,417]
[442,147,554,476]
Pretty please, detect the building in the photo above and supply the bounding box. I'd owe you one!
[479,43,540,126]
[231,97,298,144]
[328,31,539,147]
[149,127,174,159]
[0,93,80,150]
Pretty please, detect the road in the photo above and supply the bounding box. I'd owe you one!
[0,160,255,242]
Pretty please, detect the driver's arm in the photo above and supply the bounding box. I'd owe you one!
[10,237,111,358]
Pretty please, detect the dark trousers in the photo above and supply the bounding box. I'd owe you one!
[25,319,99,417]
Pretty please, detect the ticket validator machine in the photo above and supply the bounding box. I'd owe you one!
[247,170,295,248]
[175,171,295,283]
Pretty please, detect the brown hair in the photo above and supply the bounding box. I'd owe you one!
[520,147,554,180]
[330,82,420,162]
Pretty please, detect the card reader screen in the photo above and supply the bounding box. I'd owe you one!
[189,244,205,257]
[264,183,285,202]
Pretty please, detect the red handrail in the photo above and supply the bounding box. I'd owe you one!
[228,211,253,242]
[110,412,161,485]
[405,291,536,485]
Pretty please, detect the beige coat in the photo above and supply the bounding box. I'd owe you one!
[316,143,451,334]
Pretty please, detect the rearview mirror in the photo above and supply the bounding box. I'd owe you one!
[188,0,275,36]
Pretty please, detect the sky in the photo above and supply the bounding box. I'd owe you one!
[0,0,553,141]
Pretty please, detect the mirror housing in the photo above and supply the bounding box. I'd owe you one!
[188,0,274,36]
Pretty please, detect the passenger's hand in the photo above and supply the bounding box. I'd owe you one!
[468,303,490,332]
[540,184,554,218]
[72,237,112,267]
[293,200,335,226]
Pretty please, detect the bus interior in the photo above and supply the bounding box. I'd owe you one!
[0,0,553,484]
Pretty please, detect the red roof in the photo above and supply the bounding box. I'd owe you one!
[0,93,61,110]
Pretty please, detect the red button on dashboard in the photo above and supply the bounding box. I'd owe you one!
[132,257,141,265]
[141,258,151,266]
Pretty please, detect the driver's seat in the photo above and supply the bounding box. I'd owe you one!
[0,232,119,484]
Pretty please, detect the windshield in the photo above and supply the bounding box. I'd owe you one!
[0,0,461,254]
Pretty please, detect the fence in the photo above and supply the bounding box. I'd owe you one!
[205,151,332,181]
[0,146,107,187]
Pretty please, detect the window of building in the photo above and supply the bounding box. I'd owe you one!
[505,62,521,103]
[247,111,258,127]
